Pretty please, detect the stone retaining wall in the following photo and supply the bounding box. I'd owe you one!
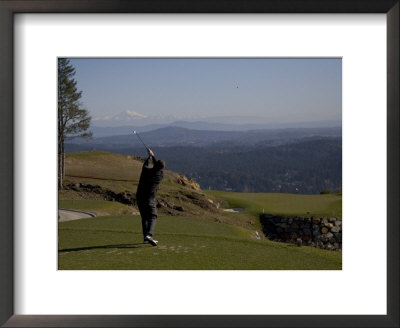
[260,215,342,251]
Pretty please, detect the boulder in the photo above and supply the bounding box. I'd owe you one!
[320,235,328,242]
[331,226,340,233]
[273,217,281,223]
[263,214,274,219]
[334,233,342,241]
[173,205,184,212]
[116,192,134,205]
[69,183,80,191]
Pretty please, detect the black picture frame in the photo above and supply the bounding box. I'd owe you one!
[0,1,398,327]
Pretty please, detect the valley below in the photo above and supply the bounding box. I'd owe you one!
[66,126,342,194]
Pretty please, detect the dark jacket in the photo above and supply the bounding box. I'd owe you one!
[136,156,163,204]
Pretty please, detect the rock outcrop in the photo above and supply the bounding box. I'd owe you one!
[260,215,342,251]
[64,182,218,216]
[175,174,200,191]
[66,183,136,205]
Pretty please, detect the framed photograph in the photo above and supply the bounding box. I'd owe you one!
[1,0,398,327]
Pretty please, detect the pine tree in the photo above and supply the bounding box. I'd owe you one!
[58,58,92,189]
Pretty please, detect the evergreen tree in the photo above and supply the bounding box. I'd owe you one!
[58,58,92,189]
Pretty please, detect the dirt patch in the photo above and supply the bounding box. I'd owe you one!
[223,208,244,213]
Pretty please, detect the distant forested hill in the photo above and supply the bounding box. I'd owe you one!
[68,126,341,148]
[153,138,341,194]
[66,137,341,194]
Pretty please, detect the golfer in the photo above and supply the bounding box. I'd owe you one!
[136,148,165,246]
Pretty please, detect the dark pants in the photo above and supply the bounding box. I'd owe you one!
[137,199,157,238]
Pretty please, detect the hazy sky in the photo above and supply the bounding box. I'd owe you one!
[69,58,341,124]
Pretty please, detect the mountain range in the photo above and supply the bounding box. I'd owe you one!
[89,110,341,137]
[68,125,342,148]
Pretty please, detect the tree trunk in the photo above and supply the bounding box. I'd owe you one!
[58,132,61,189]
[62,141,65,185]
[58,144,63,189]
[58,136,64,189]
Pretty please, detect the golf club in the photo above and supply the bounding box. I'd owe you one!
[133,130,150,151]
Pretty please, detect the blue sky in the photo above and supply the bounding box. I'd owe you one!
[69,58,341,124]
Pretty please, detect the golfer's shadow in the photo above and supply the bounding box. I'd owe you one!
[58,243,147,253]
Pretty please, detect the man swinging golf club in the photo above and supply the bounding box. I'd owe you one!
[134,131,165,246]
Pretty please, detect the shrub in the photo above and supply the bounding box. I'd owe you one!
[320,189,332,194]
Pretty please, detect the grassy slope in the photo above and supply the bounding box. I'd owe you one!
[60,152,257,230]
[63,151,195,193]
[59,151,342,270]
[59,215,341,270]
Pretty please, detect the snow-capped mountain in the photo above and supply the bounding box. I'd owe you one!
[92,110,182,127]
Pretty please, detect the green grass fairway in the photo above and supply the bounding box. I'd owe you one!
[59,199,135,216]
[59,215,342,270]
[206,190,342,218]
